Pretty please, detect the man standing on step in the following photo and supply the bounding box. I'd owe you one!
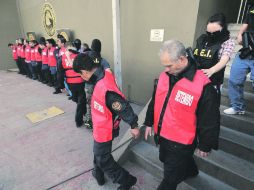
[144,40,220,190]
[73,53,140,190]
[224,1,254,115]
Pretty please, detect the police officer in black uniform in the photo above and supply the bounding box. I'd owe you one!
[73,53,140,190]
[193,13,231,104]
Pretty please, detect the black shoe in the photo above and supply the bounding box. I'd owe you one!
[76,121,84,128]
[92,170,105,186]
[68,96,72,100]
[47,83,53,87]
[53,89,62,94]
[117,175,137,190]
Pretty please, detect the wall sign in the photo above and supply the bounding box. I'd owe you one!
[150,29,164,42]
[42,2,56,37]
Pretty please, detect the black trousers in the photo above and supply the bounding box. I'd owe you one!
[157,138,198,190]
[93,140,129,184]
[69,83,86,125]
[19,58,27,75]
[15,59,22,73]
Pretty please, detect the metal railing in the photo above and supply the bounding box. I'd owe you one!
[237,0,249,24]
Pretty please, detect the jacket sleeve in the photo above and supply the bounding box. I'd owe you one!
[143,79,158,127]
[106,91,138,128]
[196,84,220,152]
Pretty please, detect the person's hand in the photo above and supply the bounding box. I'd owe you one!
[202,68,215,78]
[131,128,140,139]
[145,127,152,140]
[196,149,210,157]
[237,34,243,45]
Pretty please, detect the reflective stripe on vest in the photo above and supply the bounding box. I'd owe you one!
[91,71,125,143]
[154,70,210,145]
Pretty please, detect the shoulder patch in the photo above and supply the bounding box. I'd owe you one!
[112,101,122,111]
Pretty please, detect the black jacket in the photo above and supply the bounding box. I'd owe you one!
[144,62,220,152]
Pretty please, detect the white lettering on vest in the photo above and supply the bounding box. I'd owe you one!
[175,90,194,107]
[94,101,104,113]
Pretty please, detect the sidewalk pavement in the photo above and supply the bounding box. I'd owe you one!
[0,71,159,190]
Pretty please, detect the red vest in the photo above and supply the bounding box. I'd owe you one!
[30,48,35,61]
[12,46,18,60]
[91,71,125,143]
[35,45,42,62]
[42,48,48,65]
[17,45,21,57]
[62,53,84,84]
[25,45,31,62]
[20,45,26,58]
[59,47,66,57]
[48,47,57,67]
[154,70,210,145]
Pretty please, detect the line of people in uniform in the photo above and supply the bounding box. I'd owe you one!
[8,35,110,129]
[7,10,253,190]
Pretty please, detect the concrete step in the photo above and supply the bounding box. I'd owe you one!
[220,105,254,136]
[223,75,253,93]
[195,149,254,190]
[144,125,254,165]
[221,88,254,112]
[230,31,238,39]
[129,141,236,190]
[228,23,242,31]
[219,126,254,163]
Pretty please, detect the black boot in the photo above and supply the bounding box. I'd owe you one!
[92,169,105,186]
[117,175,137,190]
[76,120,84,128]
[157,180,177,190]
[47,74,53,87]
[53,88,62,94]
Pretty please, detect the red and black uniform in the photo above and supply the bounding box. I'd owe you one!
[34,45,43,81]
[11,45,18,61]
[24,44,32,78]
[54,46,66,92]
[17,44,26,75]
[47,46,57,86]
[90,66,138,186]
[41,47,50,84]
[59,50,86,126]
[144,62,220,189]
[10,45,21,73]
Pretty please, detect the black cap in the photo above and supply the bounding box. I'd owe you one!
[73,52,101,73]
[91,39,101,54]
[46,38,56,46]
[57,34,66,44]
[39,37,46,45]
[73,39,81,50]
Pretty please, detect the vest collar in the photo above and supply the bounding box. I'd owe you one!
[89,66,105,84]
[167,60,196,82]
